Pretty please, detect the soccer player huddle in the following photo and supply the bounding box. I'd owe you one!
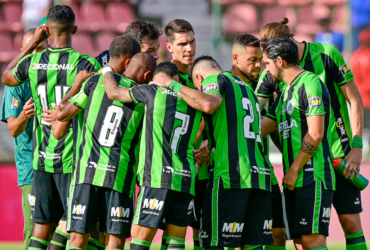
[1,4,367,250]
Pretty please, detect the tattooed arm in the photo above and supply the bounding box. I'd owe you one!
[283,115,325,190]
[103,71,133,102]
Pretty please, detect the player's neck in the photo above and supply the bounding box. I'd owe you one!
[231,65,250,83]
[283,66,304,86]
[172,59,190,74]
[107,61,124,75]
[49,35,72,49]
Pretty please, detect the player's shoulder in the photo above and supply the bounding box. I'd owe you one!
[117,74,136,88]
[309,42,342,58]
[95,50,110,67]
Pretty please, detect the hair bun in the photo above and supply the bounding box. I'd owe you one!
[280,17,289,25]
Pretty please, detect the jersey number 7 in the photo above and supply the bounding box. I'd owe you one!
[171,111,190,154]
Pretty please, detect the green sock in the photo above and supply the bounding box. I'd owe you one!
[308,247,328,250]
[29,237,49,250]
[243,246,263,250]
[96,241,106,250]
[161,234,168,250]
[228,249,237,250]
[66,240,83,250]
[193,236,202,250]
[346,231,367,250]
[265,246,286,250]
[86,238,98,250]
[166,236,185,250]
[130,238,152,250]
[49,228,69,249]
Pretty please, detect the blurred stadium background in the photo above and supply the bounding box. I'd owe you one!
[0,0,370,248]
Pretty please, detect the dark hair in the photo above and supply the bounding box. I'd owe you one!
[126,20,163,45]
[109,35,141,59]
[260,17,293,42]
[263,36,300,66]
[153,62,179,78]
[164,19,194,43]
[21,28,36,47]
[188,55,221,82]
[233,34,260,48]
[47,5,75,25]
[319,18,331,26]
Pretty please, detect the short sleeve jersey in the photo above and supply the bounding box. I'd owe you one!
[129,81,202,196]
[13,47,102,174]
[267,71,335,190]
[257,42,354,159]
[202,72,272,191]
[1,84,33,186]
[96,50,110,67]
[69,74,144,196]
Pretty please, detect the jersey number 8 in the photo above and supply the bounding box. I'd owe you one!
[99,105,124,147]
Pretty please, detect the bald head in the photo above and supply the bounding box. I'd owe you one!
[189,55,222,90]
[125,52,157,84]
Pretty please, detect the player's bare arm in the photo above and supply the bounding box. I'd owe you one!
[340,79,364,178]
[258,96,269,108]
[52,104,72,140]
[103,71,133,102]
[262,117,278,139]
[2,25,49,87]
[7,97,34,137]
[283,115,325,190]
[149,74,222,114]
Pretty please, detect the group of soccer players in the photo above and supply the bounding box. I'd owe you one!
[1,4,367,250]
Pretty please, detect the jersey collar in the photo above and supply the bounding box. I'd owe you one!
[300,41,310,67]
[48,46,73,52]
[290,71,308,87]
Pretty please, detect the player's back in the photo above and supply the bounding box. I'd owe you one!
[202,72,272,191]
[14,47,101,173]
[71,73,144,196]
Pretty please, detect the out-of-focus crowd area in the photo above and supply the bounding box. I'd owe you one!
[1,0,370,160]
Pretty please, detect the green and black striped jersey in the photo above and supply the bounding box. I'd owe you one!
[257,42,354,159]
[69,74,144,197]
[202,72,272,191]
[129,81,202,196]
[13,47,101,173]
[267,71,335,190]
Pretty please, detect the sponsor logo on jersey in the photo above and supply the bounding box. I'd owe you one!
[279,119,298,139]
[251,166,270,175]
[263,220,273,230]
[28,194,36,207]
[111,207,130,218]
[354,198,361,205]
[199,231,208,239]
[188,200,194,210]
[336,118,346,136]
[160,88,178,97]
[163,166,174,174]
[11,97,20,109]
[222,222,244,233]
[309,97,322,108]
[87,161,97,168]
[202,83,218,92]
[340,63,351,75]
[32,63,74,70]
[300,218,307,225]
[39,151,62,159]
[233,78,248,86]
[143,198,164,210]
[72,204,86,215]
[286,100,295,115]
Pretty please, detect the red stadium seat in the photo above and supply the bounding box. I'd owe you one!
[13,32,22,52]
[79,3,105,32]
[219,0,242,4]
[262,6,296,30]
[244,0,275,5]
[96,32,116,52]
[277,0,311,6]
[106,3,135,33]
[0,33,14,62]
[296,5,331,34]
[67,3,80,26]
[314,0,346,5]
[293,33,313,43]
[331,5,346,32]
[0,3,23,32]
[222,4,257,35]
[72,33,95,56]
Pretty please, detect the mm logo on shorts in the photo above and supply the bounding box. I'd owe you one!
[322,207,331,218]
[263,220,273,230]
[222,222,244,233]
[28,194,36,207]
[143,198,164,210]
[111,207,130,218]
[72,204,86,215]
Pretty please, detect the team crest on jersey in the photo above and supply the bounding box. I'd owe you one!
[309,97,322,108]
[286,100,295,115]
[11,97,20,108]
[340,63,351,75]
[202,83,218,92]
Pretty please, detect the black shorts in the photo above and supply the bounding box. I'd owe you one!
[282,180,334,240]
[30,170,71,223]
[133,187,195,229]
[271,184,285,229]
[66,183,134,235]
[333,171,363,215]
[199,178,273,248]
[190,178,209,230]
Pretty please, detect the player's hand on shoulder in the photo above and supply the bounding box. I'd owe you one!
[76,70,96,84]
[22,97,35,119]
[34,24,49,44]
[149,73,172,88]
[343,148,362,179]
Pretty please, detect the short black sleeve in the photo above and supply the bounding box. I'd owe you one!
[129,85,153,105]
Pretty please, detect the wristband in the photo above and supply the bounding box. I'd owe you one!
[102,66,113,75]
[352,137,363,149]
[169,80,183,94]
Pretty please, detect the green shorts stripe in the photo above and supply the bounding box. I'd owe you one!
[133,187,145,225]
[312,180,322,234]
[211,178,220,246]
